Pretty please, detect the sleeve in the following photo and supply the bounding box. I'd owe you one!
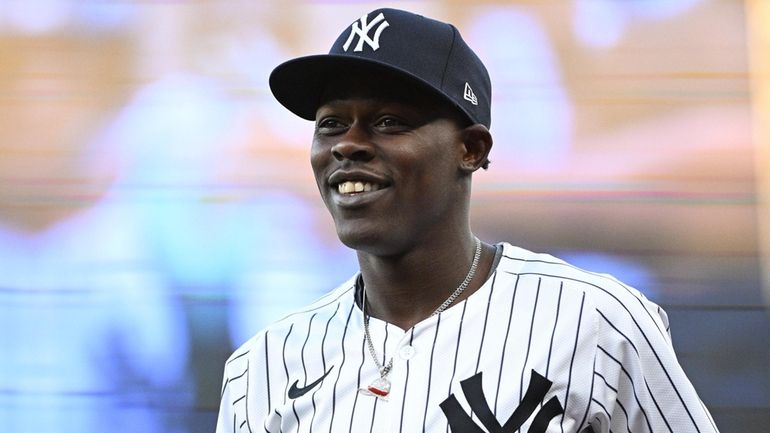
[586,293,720,433]
[216,333,275,433]
[216,347,251,433]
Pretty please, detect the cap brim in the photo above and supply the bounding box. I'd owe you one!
[269,54,463,123]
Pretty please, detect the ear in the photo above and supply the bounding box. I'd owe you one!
[458,124,493,173]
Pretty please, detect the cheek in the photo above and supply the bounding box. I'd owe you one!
[407,142,457,182]
[409,147,461,203]
[310,140,328,184]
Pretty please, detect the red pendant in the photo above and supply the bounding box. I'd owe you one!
[368,384,389,396]
[359,376,391,400]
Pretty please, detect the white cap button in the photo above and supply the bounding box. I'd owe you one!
[399,345,416,360]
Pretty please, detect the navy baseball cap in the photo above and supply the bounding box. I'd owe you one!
[269,8,491,128]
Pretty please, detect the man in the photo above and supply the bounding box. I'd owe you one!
[217,8,719,433]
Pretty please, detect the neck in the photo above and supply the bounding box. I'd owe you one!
[357,233,495,330]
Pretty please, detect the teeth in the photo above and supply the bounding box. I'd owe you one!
[337,181,382,194]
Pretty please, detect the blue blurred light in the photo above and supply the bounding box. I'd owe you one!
[573,0,626,48]
[573,0,705,48]
[2,0,71,33]
[628,0,703,19]
[0,203,189,432]
[556,251,657,300]
[467,8,573,169]
[102,76,246,288]
[72,2,135,32]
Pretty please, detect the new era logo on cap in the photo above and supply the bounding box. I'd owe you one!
[464,82,478,105]
[343,12,390,52]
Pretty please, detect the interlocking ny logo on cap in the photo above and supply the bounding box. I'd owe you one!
[343,12,390,52]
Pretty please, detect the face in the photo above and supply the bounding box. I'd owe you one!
[310,73,471,256]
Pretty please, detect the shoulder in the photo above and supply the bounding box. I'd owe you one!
[222,274,359,375]
[496,242,670,341]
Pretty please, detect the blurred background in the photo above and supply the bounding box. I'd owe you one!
[0,0,768,432]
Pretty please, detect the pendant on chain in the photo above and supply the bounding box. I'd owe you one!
[359,375,391,400]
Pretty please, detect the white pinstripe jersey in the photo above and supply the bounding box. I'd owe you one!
[217,243,719,433]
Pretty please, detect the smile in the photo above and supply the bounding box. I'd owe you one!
[337,181,384,194]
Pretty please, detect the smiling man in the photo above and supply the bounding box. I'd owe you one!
[216,8,719,433]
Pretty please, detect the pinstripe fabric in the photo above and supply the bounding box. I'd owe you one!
[217,243,719,433]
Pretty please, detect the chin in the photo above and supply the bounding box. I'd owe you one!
[334,224,403,257]
[335,226,379,250]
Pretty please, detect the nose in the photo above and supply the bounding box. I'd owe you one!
[331,125,374,162]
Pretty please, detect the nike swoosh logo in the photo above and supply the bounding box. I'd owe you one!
[288,366,334,399]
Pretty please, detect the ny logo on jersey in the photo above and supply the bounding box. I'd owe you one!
[440,370,564,433]
[343,12,390,52]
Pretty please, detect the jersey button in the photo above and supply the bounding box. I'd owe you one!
[399,345,416,360]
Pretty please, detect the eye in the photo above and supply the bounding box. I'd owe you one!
[315,117,346,135]
[374,116,408,130]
